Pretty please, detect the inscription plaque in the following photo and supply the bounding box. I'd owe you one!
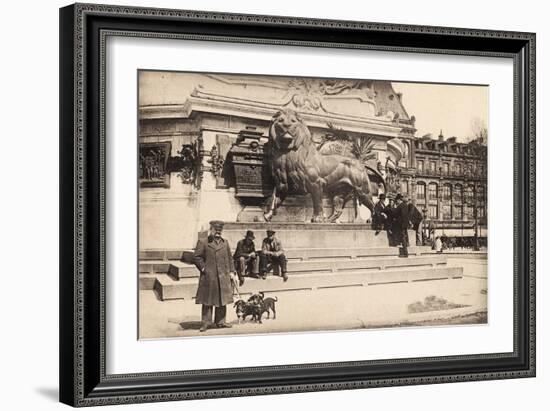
[229,127,273,198]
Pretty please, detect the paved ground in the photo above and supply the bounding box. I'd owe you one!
[139,258,487,339]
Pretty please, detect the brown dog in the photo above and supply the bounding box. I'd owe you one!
[259,296,277,320]
[233,299,262,323]
[248,292,278,321]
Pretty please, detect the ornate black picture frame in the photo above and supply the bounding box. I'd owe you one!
[59,3,535,407]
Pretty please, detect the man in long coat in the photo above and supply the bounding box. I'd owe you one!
[394,194,411,257]
[371,193,387,234]
[193,220,237,332]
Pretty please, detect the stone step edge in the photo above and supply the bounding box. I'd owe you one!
[153,266,463,301]
[167,255,448,279]
[139,251,440,273]
[158,263,459,285]
[139,246,433,261]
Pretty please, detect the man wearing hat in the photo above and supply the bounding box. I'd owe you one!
[422,208,435,245]
[233,230,260,285]
[394,194,411,257]
[371,193,387,234]
[260,229,288,281]
[384,193,397,245]
[193,220,238,332]
[408,198,424,246]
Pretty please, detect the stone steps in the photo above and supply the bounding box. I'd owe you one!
[139,246,433,274]
[140,245,432,262]
[152,265,463,301]
[139,274,157,290]
[166,254,447,280]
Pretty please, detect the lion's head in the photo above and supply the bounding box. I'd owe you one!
[269,109,312,151]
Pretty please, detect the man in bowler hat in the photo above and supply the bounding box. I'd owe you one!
[233,230,260,285]
[193,220,237,332]
[372,193,387,234]
[260,229,288,281]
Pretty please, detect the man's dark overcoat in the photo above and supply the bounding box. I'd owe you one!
[193,235,235,306]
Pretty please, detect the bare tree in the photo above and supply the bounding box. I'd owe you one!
[469,117,488,144]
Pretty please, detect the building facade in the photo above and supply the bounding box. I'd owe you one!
[399,131,488,240]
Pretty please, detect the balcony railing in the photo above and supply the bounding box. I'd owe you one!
[415,168,486,179]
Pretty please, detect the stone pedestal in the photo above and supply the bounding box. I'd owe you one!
[268,195,367,223]
[199,222,412,250]
[236,195,369,223]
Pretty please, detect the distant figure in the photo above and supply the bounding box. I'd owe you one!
[260,229,288,281]
[193,220,237,332]
[233,230,260,286]
[372,193,387,234]
[422,208,435,245]
[434,236,443,253]
[385,193,397,245]
[394,194,411,257]
[409,199,424,246]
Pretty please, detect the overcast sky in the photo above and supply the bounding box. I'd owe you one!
[392,81,488,142]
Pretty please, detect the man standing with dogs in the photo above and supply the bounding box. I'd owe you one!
[193,220,239,332]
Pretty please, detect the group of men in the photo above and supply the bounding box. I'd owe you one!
[193,200,427,331]
[192,220,288,332]
[233,229,288,284]
[372,193,425,257]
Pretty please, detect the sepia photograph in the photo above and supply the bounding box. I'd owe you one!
[138,70,488,338]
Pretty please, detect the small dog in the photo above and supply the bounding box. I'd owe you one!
[248,292,278,321]
[233,299,262,323]
[247,292,264,306]
[259,296,277,320]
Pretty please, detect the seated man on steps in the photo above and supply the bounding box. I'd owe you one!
[233,230,260,286]
[260,229,288,282]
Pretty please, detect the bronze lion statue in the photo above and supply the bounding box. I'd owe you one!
[264,109,375,223]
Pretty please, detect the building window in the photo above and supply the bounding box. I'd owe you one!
[455,163,462,175]
[477,185,485,202]
[453,184,463,220]
[428,182,438,201]
[464,185,475,219]
[465,204,474,220]
[400,180,408,194]
[429,204,438,219]
[442,184,451,201]
[416,183,426,200]
[465,185,474,203]
[442,204,452,220]
[478,205,486,219]
[453,204,463,220]
[429,161,436,173]
[417,160,424,173]
[442,163,449,175]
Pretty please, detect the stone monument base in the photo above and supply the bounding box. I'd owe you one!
[236,195,367,223]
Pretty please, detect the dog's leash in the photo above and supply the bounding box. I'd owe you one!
[231,277,242,300]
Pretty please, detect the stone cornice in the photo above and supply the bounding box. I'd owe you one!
[139,96,412,138]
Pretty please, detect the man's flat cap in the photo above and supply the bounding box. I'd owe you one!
[266,229,276,235]
[209,220,225,229]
